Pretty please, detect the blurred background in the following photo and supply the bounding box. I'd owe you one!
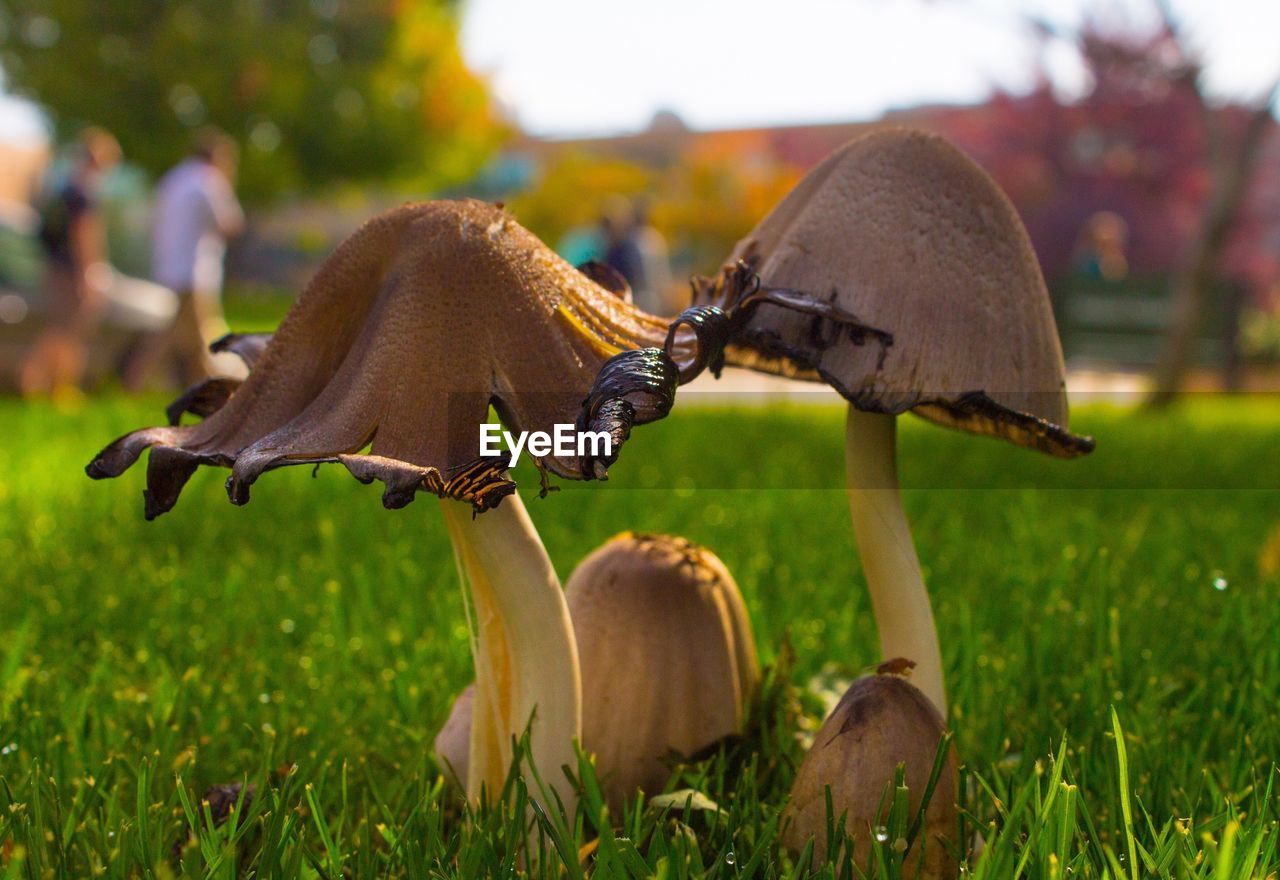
[0,0,1277,401]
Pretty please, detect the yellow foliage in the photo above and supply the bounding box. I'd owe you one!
[507,152,655,247]
[509,147,803,282]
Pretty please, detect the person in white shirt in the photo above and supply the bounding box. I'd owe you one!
[123,128,244,390]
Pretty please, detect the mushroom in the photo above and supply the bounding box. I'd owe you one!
[782,660,958,876]
[85,200,691,809]
[566,532,758,811]
[435,532,759,814]
[580,128,1095,715]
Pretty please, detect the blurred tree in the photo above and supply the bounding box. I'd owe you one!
[936,5,1278,397]
[1140,3,1279,404]
[509,139,802,299]
[0,0,508,200]
[663,134,805,273]
[507,151,654,249]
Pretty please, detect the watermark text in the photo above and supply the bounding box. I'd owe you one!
[480,423,611,467]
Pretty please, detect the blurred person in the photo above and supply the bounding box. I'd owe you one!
[123,127,244,390]
[1074,211,1130,281]
[19,127,122,401]
[556,225,604,268]
[630,199,671,314]
[601,197,645,296]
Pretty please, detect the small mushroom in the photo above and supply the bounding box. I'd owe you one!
[435,532,759,814]
[567,532,758,812]
[782,661,957,877]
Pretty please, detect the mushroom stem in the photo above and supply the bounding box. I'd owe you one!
[845,407,947,716]
[439,494,582,813]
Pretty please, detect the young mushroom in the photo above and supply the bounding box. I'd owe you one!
[569,532,759,811]
[580,128,1095,715]
[783,659,958,877]
[85,200,690,811]
[435,532,759,815]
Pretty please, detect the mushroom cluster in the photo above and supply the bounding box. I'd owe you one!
[437,532,759,814]
[576,128,1094,871]
[585,128,1093,715]
[87,128,1093,872]
[87,200,692,811]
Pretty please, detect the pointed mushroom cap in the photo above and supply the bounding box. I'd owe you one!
[87,200,677,516]
[717,128,1092,457]
[782,664,958,876]
[565,532,759,812]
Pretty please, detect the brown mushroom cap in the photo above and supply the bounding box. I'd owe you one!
[782,665,958,876]
[565,532,759,812]
[709,128,1092,458]
[87,200,680,517]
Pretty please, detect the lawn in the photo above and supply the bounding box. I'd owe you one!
[1,394,1278,878]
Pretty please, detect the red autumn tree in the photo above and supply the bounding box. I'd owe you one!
[931,6,1279,397]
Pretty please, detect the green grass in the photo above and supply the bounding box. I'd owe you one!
[222,288,298,335]
[1,395,1278,877]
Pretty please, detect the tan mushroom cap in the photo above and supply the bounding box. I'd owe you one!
[714,128,1092,457]
[88,200,681,516]
[782,666,958,876]
[566,532,759,811]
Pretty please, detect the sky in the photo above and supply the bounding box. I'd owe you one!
[1,0,1277,145]
[459,0,1280,137]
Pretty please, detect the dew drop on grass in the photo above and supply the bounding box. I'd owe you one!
[1211,572,1228,591]
[1,742,16,755]
[725,851,735,865]
[258,693,270,704]
[874,825,889,843]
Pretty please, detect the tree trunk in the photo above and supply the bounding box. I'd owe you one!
[1148,88,1278,406]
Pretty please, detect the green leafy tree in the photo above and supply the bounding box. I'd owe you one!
[0,0,507,199]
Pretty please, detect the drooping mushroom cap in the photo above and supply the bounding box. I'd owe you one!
[708,128,1092,457]
[87,200,679,516]
[566,532,759,811]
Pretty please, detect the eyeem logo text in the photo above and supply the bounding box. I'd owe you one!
[480,423,612,467]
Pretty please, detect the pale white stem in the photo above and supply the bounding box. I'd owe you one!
[845,407,947,716]
[439,493,582,812]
